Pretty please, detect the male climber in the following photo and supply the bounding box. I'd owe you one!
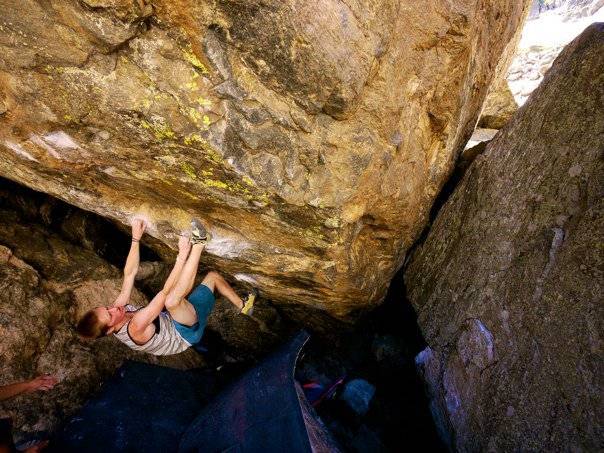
[76,219,255,355]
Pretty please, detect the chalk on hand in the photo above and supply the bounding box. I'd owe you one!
[129,213,154,233]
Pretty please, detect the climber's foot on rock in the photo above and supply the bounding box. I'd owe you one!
[190,218,209,245]
[240,289,257,316]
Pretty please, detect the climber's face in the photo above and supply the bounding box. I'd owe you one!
[94,306,126,332]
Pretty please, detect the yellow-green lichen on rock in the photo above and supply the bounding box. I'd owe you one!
[0,0,531,322]
[182,46,210,75]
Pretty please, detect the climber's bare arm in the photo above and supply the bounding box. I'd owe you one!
[128,289,168,342]
[113,219,146,308]
[0,375,58,401]
[127,238,191,342]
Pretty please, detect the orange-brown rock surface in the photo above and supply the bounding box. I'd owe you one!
[478,77,518,129]
[0,0,530,321]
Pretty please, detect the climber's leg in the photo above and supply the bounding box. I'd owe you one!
[165,242,204,327]
[202,272,257,316]
[201,271,243,310]
[170,272,234,346]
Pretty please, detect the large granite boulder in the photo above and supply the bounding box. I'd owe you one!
[0,0,530,321]
[405,24,603,451]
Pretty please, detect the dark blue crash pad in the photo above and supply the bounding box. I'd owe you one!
[179,331,338,453]
[49,361,216,453]
[50,332,338,453]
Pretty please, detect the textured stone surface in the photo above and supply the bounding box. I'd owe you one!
[478,0,525,130]
[406,24,603,451]
[463,128,499,150]
[0,0,529,321]
[477,78,518,129]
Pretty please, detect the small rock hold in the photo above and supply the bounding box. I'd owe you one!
[457,319,495,370]
[568,164,582,177]
[390,131,403,146]
[555,214,568,226]
[0,244,12,262]
[141,4,153,17]
[324,217,341,229]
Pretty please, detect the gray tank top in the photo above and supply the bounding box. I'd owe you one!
[113,305,191,356]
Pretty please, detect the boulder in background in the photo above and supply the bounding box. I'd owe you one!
[406,24,603,451]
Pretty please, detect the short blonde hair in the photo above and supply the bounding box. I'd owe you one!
[76,309,109,339]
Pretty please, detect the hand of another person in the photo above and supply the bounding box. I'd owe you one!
[131,219,146,241]
[27,375,58,392]
[178,234,191,258]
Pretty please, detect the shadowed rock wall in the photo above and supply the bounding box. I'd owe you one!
[0,0,530,321]
[406,24,603,451]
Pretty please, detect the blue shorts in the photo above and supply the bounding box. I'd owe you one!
[172,284,215,345]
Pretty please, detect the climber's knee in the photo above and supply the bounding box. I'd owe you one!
[201,271,220,292]
[164,293,182,310]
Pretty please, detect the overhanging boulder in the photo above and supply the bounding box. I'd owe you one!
[0,0,530,321]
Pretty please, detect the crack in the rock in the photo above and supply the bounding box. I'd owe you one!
[531,227,565,303]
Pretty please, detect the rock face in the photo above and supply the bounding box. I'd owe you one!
[478,0,525,131]
[477,78,518,129]
[405,24,603,451]
[0,0,529,321]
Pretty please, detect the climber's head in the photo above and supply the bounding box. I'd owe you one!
[76,306,126,338]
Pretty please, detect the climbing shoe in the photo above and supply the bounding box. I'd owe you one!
[190,218,209,245]
[240,289,257,316]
